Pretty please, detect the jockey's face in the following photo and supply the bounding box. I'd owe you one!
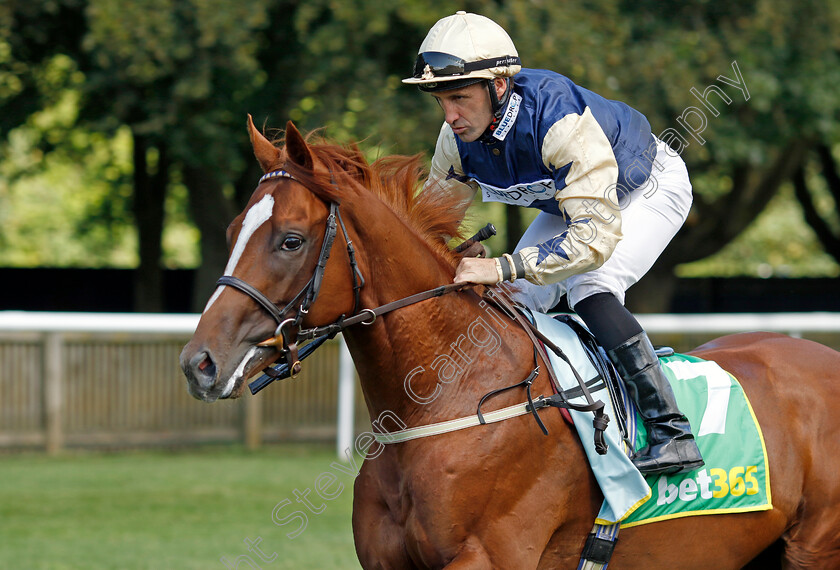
[432,79,506,143]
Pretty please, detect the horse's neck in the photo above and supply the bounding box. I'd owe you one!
[342,209,534,426]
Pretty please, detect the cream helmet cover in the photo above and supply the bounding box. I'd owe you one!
[403,11,521,89]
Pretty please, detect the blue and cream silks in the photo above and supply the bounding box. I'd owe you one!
[430,68,660,287]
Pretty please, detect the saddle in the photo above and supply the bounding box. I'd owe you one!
[552,313,676,449]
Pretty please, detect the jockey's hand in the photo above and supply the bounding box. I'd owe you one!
[454,257,500,285]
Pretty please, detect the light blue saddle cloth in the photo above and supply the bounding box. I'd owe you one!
[530,311,651,523]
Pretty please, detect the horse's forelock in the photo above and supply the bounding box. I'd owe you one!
[281,143,358,204]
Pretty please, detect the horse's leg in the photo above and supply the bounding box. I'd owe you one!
[352,461,417,570]
[782,521,840,569]
[780,471,840,568]
[779,391,840,568]
[779,445,840,569]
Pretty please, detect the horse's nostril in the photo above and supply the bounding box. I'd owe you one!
[189,350,217,388]
[198,355,212,372]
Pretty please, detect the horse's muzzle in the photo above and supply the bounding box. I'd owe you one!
[181,342,278,402]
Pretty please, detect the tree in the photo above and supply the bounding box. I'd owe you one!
[2,0,439,310]
[500,0,840,310]
[2,0,839,313]
[794,145,840,264]
[3,0,280,309]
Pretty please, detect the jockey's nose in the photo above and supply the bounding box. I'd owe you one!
[444,107,460,126]
[184,349,217,391]
[438,100,459,126]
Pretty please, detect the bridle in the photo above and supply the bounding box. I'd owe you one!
[215,167,608,453]
[215,169,363,384]
[221,170,364,323]
[215,168,467,393]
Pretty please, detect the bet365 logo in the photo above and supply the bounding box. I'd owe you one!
[656,466,760,505]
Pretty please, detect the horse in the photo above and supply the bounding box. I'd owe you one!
[180,117,840,568]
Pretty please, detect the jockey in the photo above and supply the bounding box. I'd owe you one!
[403,11,703,475]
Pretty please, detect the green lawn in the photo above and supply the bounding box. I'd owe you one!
[0,445,363,569]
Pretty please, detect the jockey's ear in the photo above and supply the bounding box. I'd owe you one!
[247,114,281,173]
[283,120,314,171]
[494,77,507,100]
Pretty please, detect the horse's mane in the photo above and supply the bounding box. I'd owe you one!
[279,134,470,265]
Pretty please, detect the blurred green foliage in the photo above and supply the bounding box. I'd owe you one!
[0,0,838,296]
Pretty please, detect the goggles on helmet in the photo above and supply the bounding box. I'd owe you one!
[412,51,520,80]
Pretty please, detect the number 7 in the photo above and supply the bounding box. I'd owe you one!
[663,361,733,437]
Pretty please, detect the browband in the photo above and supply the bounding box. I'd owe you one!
[258,170,293,184]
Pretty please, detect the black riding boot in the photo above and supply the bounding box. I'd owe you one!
[607,332,704,475]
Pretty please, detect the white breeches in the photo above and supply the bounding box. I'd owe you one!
[512,138,693,312]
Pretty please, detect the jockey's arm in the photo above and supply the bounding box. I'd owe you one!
[510,108,623,286]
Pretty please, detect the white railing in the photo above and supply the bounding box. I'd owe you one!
[5,310,840,336]
[0,311,200,333]
[2,311,839,456]
[637,312,840,338]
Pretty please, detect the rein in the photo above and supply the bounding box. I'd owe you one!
[216,168,474,392]
[248,281,473,393]
[218,167,608,452]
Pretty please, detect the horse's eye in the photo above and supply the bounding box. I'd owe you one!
[280,234,304,251]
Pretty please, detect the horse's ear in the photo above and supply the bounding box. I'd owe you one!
[284,120,314,171]
[247,114,281,173]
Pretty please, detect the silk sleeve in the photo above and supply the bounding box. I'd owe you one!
[514,107,622,285]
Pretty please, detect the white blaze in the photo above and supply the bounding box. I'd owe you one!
[203,194,275,313]
[220,346,258,398]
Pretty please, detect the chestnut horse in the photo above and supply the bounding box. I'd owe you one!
[181,118,840,568]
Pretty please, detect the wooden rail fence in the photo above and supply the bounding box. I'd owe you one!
[0,323,368,454]
[2,311,839,454]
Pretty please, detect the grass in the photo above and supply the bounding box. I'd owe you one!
[0,445,364,569]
